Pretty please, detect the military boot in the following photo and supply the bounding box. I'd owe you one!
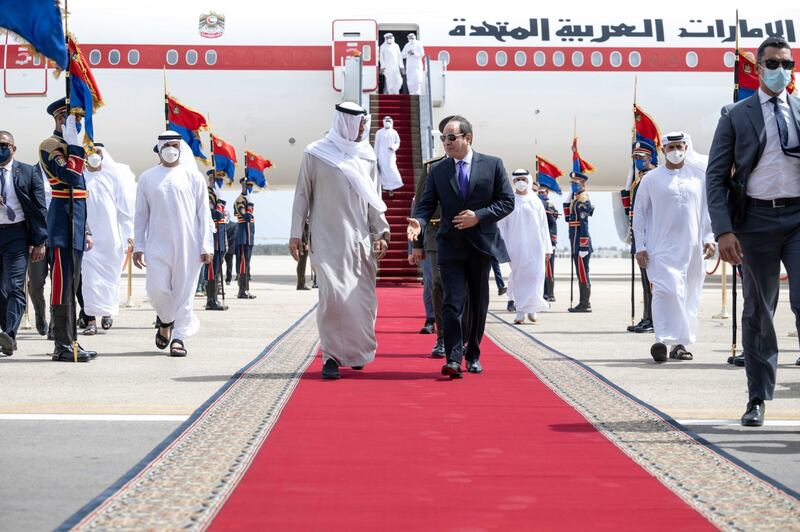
[204,277,226,310]
[568,283,592,313]
[51,305,90,362]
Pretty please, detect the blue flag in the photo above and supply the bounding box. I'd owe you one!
[0,0,67,69]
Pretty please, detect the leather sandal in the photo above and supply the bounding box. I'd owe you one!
[155,317,174,350]
[169,339,187,357]
[669,344,693,360]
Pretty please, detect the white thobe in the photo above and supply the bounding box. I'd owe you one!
[401,40,425,95]
[498,193,552,314]
[379,42,403,94]
[290,153,390,367]
[633,164,714,346]
[374,127,402,191]
[134,165,213,340]
[83,165,135,317]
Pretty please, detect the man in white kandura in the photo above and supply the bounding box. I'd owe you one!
[374,116,403,194]
[133,131,213,357]
[633,132,716,363]
[401,33,425,95]
[498,169,552,324]
[379,33,403,95]
[81,143,135,335]
[289,102,390,380]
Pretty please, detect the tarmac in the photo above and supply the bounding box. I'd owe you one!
[0,256,797,530]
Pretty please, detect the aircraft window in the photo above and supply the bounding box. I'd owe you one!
[723,51,735,68]
[127,49,140,65]
[610,51,622,68]
[514,51,526,67]
[205,50,218,65]
[186,50,198,66]
[476,51,488,67]
[32,55,42,66]
[361,45,372,62]
[108,49,120,65]
[495,51,507,67]
[438,50,450,66]
[591,51,603,67]
[89,49,101,66]
[629,51,641,68]
[533,50,546,67]
[552,51,565,67]
[571,51,584,67]
[166,49,179,66]
[686,51,698,68]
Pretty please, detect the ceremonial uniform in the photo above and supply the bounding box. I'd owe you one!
[205,182,227,310]
[565,178,593,312]
[540,193,559,301]
[39,101,95,361]
[235,192,256,298]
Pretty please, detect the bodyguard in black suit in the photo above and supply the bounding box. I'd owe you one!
[706,37,800,427]
[410,116,514,378]
[0,131,47,356]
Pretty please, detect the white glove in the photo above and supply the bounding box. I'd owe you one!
[62,114,80,146]
[579,251,589,258]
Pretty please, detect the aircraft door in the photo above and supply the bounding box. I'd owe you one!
[3,34,49,96]
[332,19,377,93]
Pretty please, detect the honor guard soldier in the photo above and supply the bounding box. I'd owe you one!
[235,179,256,299]
[565,171,593,313]
[537,175,560,302]
[39,97,97,362]
[204,171,227,310]
[621,140,657,332]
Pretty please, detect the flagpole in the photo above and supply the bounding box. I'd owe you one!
[163,67,169,129]
[64,0,78,362]
[630,76,638,328]
[209,122,226,309]
[733,9,740,103]
[725,10,740,365]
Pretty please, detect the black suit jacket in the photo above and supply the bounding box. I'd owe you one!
[413,151,514,263]
[6,160,48,246]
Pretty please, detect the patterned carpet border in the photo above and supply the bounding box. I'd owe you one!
[61,306,320,531]
[485,312,800,531]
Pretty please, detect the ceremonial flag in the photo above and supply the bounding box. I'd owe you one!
[167,95,209,163]
[735,50,759,102]
[535,155,563,195]
[66,34,103,143]
[571,137,596,175]
[633,104,661,165]
[211,134,237,186]
[0,0,67,69]
[244,149,273,189]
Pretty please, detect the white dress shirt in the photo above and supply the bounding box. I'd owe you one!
[747,88,800,200]
[453,148,473,182]
[0,159,25,223]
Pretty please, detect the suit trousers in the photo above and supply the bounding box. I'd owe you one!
[491,257,505,290]
[440,251,491,365]
[27,248,49,328]
[427,250,444,340]
[0,224,30,340]
[737,204,800,401]
[640,266,652,322]
[224,250,234,283]
[421,255,434,320]
[296,250,308,289]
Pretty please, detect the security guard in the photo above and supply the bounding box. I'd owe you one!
[537,179,560,302]
[205,171,227,310]
[235,179,256,299]
[39,97,97,361]
[621,140,657,332]
[565,171,593,313]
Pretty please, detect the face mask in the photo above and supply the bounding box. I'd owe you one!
[538,190,547,198]
[571,182,582,194]
[386,38,394,44]
[634,159,649,171]
[514,180,529,192]
[161,147,180,164]
[87,153,102,168]
[384,121,392,129]
[247,185,253,194]
[665,149,685,165]
[762,66,792,94]
[0,146,11,163]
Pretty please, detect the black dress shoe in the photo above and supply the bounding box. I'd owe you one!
[204,300,227,310]
[567,304,592,313]
[506,300,516,313]
[52,344,91,362]
[627,319,644,332]
[36,316,48,336]
[467,360,483,373]
[650,342,667,363]
[796,356,800,366]
[296,286,311,291]
[78,344,98,359]
[441,361,462,379]
[420,320,435,334]
[430,338,445,358]
[351,366,364,370]
[0,331,14,354]
[634,320,654,333]
[741,399,765,427]
[498,286,507,296]
[322,358,340,379]
[728,354,746,367]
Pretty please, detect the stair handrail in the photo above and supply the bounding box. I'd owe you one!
[420,55,434,161]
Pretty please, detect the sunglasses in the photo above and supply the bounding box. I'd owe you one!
[762,59,795,70]
[439,133,465,142]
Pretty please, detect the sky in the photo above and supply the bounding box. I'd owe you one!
[230,188,628,249]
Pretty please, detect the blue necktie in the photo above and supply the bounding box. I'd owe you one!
[457,160,468,200]
[770,96,790,149]
[1,169,15,222]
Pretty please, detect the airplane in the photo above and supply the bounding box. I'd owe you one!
[0,1,795,193]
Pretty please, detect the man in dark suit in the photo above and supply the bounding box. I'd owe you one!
[0,131,47,356]
[409,115,514,378]
[706,36,800,427]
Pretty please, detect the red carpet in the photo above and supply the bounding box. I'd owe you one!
[211,288,712,530]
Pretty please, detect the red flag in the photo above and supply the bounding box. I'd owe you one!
[167,95,208,132]
[536,155,564,178]
[571,137,596,174]
[634,104,661,149]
